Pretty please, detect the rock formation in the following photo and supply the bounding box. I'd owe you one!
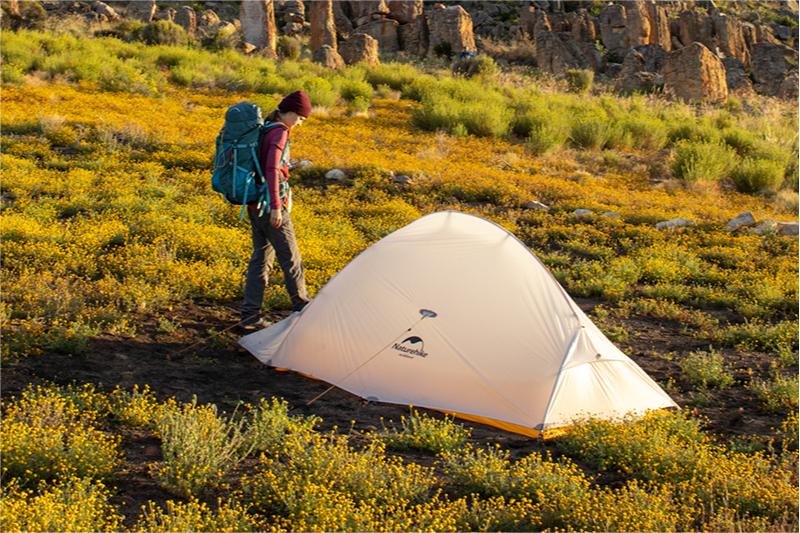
[126,0,156,22]
[354,17,400,53]
[310,0,337,51]
[174,6,196,35]
[240,0,277,58]
[662,42,728,103]
[313,44,345,69]
[340,33,380,65]
[426,4,476,57]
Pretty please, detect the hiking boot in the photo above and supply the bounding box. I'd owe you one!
[238,317,273,333]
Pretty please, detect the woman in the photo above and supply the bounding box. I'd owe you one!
[240,90,311,331]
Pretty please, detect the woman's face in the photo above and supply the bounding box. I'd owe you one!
[281,111,306,129]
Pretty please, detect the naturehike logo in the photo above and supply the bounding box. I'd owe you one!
[393,336,428,358]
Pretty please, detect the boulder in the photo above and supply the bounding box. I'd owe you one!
[333,0,354,38]
[751,42,799,97]
[533,10,602,75]
[198,9,221,38]
[722,57,752,93]
[387,0,422,24]
[313,45,345,68]
[240,0,277,58]
[426,4,476,57]
[310,0,337,51]
[398,16,428,56]
[520,6,538,38]
[750,220,778,235]
[349,0,389,20]
[624,0,652,48]
[778,222,799,236]
[711,10,749,66]
[778,69,799,100]
[174,6,196,34]
[1,0,20,20]
[355,17,400,53]
[325,168,347,181]
[127,0,156,22]
[392,174,413,185]
[522,200,550,211]
[573,208,593,216]
[725,211,756,231]
[599,3,628,58]
[662,42,728,103]
[340,33,380,65]
[93,2,120,22]
[602,211,622,218]
[154,8,176,22]
[678,9,714,51]
[644,0,671,51]
[655,217,695,230]
[566,8,595,42]
[616,46,666,94]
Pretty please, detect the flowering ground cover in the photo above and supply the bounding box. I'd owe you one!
[1,29,797,532]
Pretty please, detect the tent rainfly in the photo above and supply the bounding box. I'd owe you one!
[240,211,677,437]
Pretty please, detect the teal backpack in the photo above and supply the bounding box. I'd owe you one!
[211,102,290,219]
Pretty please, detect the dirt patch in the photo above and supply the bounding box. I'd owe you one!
[2,298,787,522]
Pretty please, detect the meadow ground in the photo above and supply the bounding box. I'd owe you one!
[1,28,798,532]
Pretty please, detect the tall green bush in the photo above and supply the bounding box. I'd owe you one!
[671,140,737,183]
[730,158,785,194]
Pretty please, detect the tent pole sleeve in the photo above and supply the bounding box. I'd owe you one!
[539,326,584,435]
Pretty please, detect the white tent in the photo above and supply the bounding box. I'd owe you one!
[240,211,677,437]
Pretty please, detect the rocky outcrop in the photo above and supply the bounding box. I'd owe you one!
[340,33,380,65]
[387,0,423,24]
[616,45,666,94]
[126,0,156,22]
[355,17,400,53]
[240,0,277,58]
[644,0,672,51]
[350,0,389,25]
[1,0,20,20]
[174,6,196,35]
[398,15,428,56]
[711,10,749,66]
[662,42,728,103]
[154,7,175,23]
[332,1,354,39]
[310,0,337,51]
[277,0,305,36]
[532,10,602,75]
[197,9,222,39]
[751,42,799,97]
[677,8,714,50]
[566,8,596,42]
[722,57,752,93]
[93,2,120,22]
[426,4,476,57]
[313,44,345,69]
[599,4,628,58]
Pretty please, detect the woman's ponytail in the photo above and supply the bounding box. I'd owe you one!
[265,108,281,123]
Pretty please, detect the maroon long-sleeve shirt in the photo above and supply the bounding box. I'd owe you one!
[258,124,290,210]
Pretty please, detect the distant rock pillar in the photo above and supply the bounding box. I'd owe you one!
[310,0,338,52]
[240,0,278,58]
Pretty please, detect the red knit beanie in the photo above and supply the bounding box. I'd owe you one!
[278,90,312,118]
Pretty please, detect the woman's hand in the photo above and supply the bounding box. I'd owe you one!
[270,208,283,228]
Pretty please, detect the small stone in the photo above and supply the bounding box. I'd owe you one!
[522,200,550,211]
[655,217,695,230]
[726,211,757,231]
[241,42,257,54]
[325,168,346,181]
[392,174,412,185]
[750,220,778,235]
[295,159,312,169]
[93,1,120,21]
[778,222,799,236]
[573,208,593,216]
[601,211,621,218]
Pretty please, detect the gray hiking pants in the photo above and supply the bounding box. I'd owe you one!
[241,205,309,322]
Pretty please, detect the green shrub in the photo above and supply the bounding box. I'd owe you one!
[622,116,668,151]
[365,62,421,91]
[452,54,498,79]
[679,349,734,389]
[749,374,799,413]
[339,78,373,102]
[565,68,594,93]
[245,397,319,453]
[730,158,785,194]
[277,35,302,60]
[302,76,338,108]
[139,21,188,46]
[671,140,737,183]
[377,410,471,454]
[152,400,253,498]
[570,115,611,150]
